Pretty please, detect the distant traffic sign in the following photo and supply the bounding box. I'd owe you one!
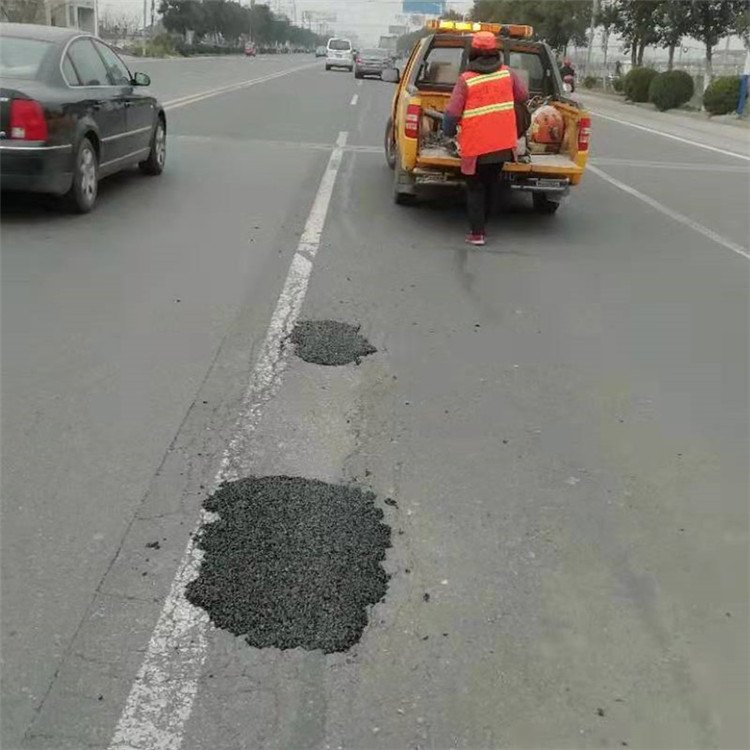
[402,1,445,15]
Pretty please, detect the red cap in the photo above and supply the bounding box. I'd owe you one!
[471,31,498,52]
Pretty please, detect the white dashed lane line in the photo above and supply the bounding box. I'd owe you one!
[350,93,359,106]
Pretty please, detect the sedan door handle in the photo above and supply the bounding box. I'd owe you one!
[92,101,103,111]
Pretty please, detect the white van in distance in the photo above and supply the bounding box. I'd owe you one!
[325,38,353,72]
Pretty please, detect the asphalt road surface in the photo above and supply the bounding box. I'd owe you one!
[2,55,748,750]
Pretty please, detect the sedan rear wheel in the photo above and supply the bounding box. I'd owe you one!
[63,136,98,214]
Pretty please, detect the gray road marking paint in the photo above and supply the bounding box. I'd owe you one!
[589,109,750,162]
[589,164,750,261]
[163,62,318,111]
[108,131,349,750]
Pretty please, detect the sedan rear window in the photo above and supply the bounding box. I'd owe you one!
[0,37,53,80]
[362,49,388,57]
[328,40,351,51]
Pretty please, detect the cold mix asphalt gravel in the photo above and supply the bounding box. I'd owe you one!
[186,476,392,654]
[290,320,377,366]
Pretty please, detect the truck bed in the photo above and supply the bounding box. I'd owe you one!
[416,148,582,176]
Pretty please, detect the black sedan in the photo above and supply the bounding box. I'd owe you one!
[1,23,166,212]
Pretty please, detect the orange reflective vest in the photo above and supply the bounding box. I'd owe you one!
[458,68,517,158]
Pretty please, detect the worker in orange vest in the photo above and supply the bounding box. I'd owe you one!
[443,31,528,246]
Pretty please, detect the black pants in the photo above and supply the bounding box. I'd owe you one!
[466,162,504,234]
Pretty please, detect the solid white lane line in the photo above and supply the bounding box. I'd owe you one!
[163,62,318,111]
[108,131,350,750]
[590,157,750,173]
[589,164,750,261]
[589,110,750,162]
[350,93,359,106]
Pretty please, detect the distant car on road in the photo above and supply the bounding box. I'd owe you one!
[0,23,166,213]
[244,42,257,57]
[315,45,326,58]
[354,48,394,79]
[325,38,353,72]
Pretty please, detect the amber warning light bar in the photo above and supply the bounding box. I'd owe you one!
[426,19,534,38]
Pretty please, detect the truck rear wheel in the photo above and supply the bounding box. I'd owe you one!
[532,193,560,215]
[393,147,417,205]
[384,118,396,170]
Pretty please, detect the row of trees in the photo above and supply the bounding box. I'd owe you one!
[1,0,46,23]
[471,1,592,50]
[603,0,747,74]
[470,1,748,78]
[0,0,324,49]
[158,1,324,47]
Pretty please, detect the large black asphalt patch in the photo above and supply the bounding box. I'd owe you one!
[186,476,391,653]
[290,320,376,366]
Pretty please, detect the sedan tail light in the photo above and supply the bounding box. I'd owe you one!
[9,99,48,141]
[404,103,421,139]
[577,116,591,152]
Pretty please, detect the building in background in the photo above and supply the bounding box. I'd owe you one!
[47,0,97,33]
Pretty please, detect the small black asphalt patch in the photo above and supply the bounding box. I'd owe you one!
[186,476,391,653]
[290,320,376,366]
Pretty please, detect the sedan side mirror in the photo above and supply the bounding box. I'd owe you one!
[382,67,400,84]
[132,71,151,86]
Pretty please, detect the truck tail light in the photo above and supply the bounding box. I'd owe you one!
[404,103,421,139]
[9,99,48,141]
[577,116,591,151]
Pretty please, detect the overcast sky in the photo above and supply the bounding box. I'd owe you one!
[100,0,475,45]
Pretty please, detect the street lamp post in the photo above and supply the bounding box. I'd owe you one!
[585,0,598,78]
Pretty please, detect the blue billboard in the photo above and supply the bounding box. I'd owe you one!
[402,1,446,15]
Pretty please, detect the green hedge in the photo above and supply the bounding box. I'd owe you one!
[623,67,658,102]
[127,34,177,58]
[174,41,243,56]
[583,75,598,89]
[702,75,741,115]
[612,76,624,93]
[648,70,694,111]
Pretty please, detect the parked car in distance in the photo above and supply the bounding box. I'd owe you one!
[315,45,326,58]
[0,23,167,213]
[244,42,257,56]
[354,48,394,79]
[325,38,353,71]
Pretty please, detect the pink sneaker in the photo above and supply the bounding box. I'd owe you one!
[465,232,486,246]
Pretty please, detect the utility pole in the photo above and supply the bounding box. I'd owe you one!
[142,0,147,54]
